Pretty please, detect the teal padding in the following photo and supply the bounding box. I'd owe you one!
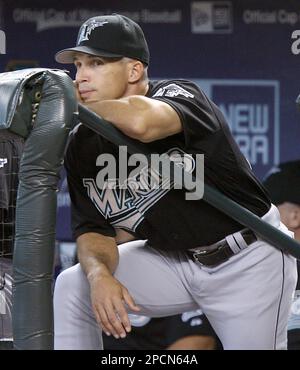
[8,69,77,349]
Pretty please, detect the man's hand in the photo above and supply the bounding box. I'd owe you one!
[89,273,140,338]
[77,232,140,339]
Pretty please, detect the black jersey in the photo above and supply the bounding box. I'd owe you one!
[65,79,270,251]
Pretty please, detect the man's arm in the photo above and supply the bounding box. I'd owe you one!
[85,95,182,143]
[115,229,137,244]
[77,232,140,338]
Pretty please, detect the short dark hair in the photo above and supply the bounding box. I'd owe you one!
[263,160,300,205]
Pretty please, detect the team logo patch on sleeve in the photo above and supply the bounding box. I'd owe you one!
[153,83,195,98]
[0,158,8,168]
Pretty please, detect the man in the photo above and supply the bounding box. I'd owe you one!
[0,129,24,348]
[53,14,297,350]
[263,160,300,350]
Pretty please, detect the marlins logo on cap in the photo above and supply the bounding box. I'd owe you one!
[77,20,109,44]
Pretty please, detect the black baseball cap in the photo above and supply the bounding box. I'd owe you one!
[55,14,150,65]
[263,160,300,205]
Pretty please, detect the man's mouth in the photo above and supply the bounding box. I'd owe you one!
[79,89,95,98]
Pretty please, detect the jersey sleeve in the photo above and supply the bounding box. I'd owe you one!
[150,80,220,146]
[64,130,116,240]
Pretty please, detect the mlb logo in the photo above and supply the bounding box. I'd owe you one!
[191,1,232,34]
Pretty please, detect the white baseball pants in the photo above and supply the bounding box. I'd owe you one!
[54,205,297,350]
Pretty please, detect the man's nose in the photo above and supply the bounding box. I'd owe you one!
[75,67,89,83]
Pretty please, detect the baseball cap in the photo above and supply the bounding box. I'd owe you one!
[263,160,300,205]
[55,14,150,65]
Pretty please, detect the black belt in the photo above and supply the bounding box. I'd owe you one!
[187,229,257,267]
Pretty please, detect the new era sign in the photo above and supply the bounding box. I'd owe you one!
[194,79,280,178]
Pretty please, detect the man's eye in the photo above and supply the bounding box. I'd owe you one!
[92,59,103,66]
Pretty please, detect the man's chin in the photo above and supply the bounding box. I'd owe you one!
[82,98,99,104]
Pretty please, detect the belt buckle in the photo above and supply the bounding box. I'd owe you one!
[192,241,229,267]
[192,246,220,266]
[192,249,209,266]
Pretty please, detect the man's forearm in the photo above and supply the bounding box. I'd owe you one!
[115,229,137,244]
[85,95,182,143]
[77,232,119,282]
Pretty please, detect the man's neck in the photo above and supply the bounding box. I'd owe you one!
[294,229,300,242]
[124,79,149,97]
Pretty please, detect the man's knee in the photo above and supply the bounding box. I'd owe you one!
[54,264,81,301]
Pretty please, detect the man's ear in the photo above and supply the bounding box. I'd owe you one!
[128,61,144,83]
